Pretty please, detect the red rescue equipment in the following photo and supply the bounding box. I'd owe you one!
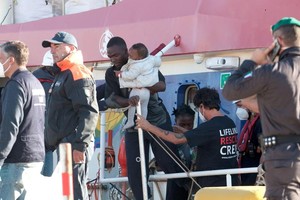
[105,130,115,169]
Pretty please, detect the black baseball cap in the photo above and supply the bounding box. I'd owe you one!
[42,31,78,49]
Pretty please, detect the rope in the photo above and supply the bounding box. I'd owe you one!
[87,177,99,200]
[255,164,265,186]
[101,106,203,196]
[104,106,130,113]
[1,4,12,25]
[105,148,115,172]
[109,183,131,200]
[99,106,130,125]
[145,130,202,190]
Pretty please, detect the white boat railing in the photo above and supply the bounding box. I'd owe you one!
[98,167,258,184]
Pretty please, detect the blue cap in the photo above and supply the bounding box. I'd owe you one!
[42,31,78,49]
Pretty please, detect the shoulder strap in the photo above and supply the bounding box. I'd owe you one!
[237,114,260,152]
[247,114,260,141]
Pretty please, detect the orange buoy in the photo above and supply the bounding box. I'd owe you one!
[105,130,115,169]
[118,136,127,177]
[118,136,127,200]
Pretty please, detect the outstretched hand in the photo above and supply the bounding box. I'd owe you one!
[173,125,188,134]
[128,95,139,106]
[135,114,151,131]
[251,42,276,65]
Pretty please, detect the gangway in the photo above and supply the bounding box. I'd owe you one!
[97,109,261,200]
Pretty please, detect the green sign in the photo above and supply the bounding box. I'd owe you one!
[220,72,231,89]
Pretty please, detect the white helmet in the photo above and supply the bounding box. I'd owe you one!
[42,50,53,66]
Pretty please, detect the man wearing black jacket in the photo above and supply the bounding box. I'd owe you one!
[0,41,46,199]
[223,17,300,200]
[42,31,99,200]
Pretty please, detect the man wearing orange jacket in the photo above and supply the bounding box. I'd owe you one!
[42,31,99,200]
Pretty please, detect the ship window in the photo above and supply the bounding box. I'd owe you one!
[185,85,198,127]
[177,84,198,128]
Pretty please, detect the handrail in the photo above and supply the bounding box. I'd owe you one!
[98,167,258,185]
[136,101,149,199]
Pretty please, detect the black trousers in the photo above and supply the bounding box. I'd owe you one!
[264,143,300,200]
[125,127,188,200]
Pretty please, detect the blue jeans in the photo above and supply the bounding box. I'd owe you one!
[0,162,43,200]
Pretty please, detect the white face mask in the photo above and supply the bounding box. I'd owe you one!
[198,111,207,122]
[236,107,249,120]
[0,58,9,77]
[0,63,4,77]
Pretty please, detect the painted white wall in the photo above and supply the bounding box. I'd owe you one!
[14,0,53,23]
[65,0,117,15]
[65,0,90,15]
[2,0,117,24]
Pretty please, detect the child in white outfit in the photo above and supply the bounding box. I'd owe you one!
[114,43,161,129]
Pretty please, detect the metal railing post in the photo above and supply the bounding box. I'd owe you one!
[137,101,149,200]
[99,112,106,200]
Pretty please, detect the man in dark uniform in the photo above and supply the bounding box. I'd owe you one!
[223,17,300,200]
